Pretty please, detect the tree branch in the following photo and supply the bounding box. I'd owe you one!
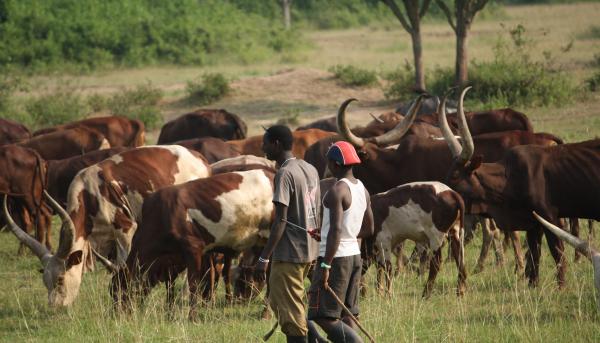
[419,0,432,18]
[381,0,413,33]
[434,0,456,32]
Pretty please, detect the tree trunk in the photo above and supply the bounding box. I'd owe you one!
[282,0,292,30]
[411,28,426,91]
[455,25,469,88]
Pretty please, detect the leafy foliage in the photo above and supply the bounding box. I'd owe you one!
[25,85,89,128]
[105,82,164,129]
[585,71,600,92]
[185,73,231,105]
[329,65,378,87]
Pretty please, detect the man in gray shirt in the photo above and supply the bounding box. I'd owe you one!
[255,125,321,343]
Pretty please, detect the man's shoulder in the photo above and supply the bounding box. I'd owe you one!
[297,159,319,176]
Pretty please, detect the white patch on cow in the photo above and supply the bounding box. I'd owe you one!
[99,138,111,150]
[187,170,273,252]
[166,145,211,183]
[108,153,124,164]
[384,144,400,150]
[393,181,451,195]
[375,199,447,265]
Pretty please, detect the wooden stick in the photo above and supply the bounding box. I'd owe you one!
[262,321,278,342]
[326,287,376,343]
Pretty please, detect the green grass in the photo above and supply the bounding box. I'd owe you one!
[2,222,600,342]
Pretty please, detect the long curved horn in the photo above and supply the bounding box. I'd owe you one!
[92,248,121,273]
[43,190,75,259]
[369,113,384,124]
[337,98,365,148]
[367,94,425,146]
[533,212,597,261]
[437,92,462,158]
[456,87,474,163]
[3,195,51,261]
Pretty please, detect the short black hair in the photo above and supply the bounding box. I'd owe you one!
[264,125,293,150]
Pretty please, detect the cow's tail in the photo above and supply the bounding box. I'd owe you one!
[130,119,146,147]
[452,190,466,266]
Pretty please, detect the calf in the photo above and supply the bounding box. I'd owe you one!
[6,145,211,307]
[111,169,275,319]
[367,182,466,298]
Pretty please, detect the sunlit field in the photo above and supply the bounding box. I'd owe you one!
[2,2,600,342]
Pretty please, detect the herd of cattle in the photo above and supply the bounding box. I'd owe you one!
[2,89,600,320]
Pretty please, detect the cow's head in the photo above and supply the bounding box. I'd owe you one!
[336,94,426,157]
[438,87,489,211]
[4,192,86,307]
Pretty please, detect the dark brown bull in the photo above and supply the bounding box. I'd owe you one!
[6,145,211,307]
[19,127,110,160]
[33,116,145,147]
[440,87,600,288]
[416,108,533,136]
[110,169,275,319]
[172,137,240,163]
[158,109,247,144]
[296,116,338,132]
[0,118,31,145]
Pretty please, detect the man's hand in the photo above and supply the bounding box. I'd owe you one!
[308,229,321,242]
[254,260,268,283]
[321,267,330,290]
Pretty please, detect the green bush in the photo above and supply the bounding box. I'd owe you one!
[106,82,164,129]
[186,73,231,105]
[25,86,88,128]
[0,0,300,72]
[578,25,600,40]
[585,71,600,92]
[329,65,378,87]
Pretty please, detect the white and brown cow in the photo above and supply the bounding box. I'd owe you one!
[5,145,210,307]
[367,181,467,298]
[111,168,275,319]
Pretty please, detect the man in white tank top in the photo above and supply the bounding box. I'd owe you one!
[307,141,374,343]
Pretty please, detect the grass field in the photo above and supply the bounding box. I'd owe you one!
[2,2,600,342]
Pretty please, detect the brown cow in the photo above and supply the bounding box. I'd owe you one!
[366,182,467,298]
[33,116,145,147]
[158,109,247,144]
[110,169,275,319]
[6,145,211,307]
[172,137,240,163]
[296,116,337,132]
[227,128,335,159]
[440,87,600,287]
[0,145,52,250]
[46,147,130,206]
[0,118,31,145]
[19,126,110,160]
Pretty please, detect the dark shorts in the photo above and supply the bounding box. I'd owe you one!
[307,255,362,320]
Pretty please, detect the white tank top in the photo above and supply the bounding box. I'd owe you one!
[320,178,367,257]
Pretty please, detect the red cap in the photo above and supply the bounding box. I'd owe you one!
[326,141,361,166]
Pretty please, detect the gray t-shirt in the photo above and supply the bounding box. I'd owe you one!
[272,158,320,263]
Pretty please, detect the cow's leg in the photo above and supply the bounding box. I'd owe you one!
[589,220,595,238]
[450,227,467,297]
[568,218,583,262]
[490,219,506,267]
[423,248,442,299]
[474,218,493,273]
[507,231,525,274]
[222,253,233,302]
[40,206,53,251]
[200,254,216,303]
[392,241,408,276]
[544,223,567,288]
[525,229,543,287]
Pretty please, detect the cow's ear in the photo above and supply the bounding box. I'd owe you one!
[65,250,83,269]
[468,155,483,173]
[357,150,369,161]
